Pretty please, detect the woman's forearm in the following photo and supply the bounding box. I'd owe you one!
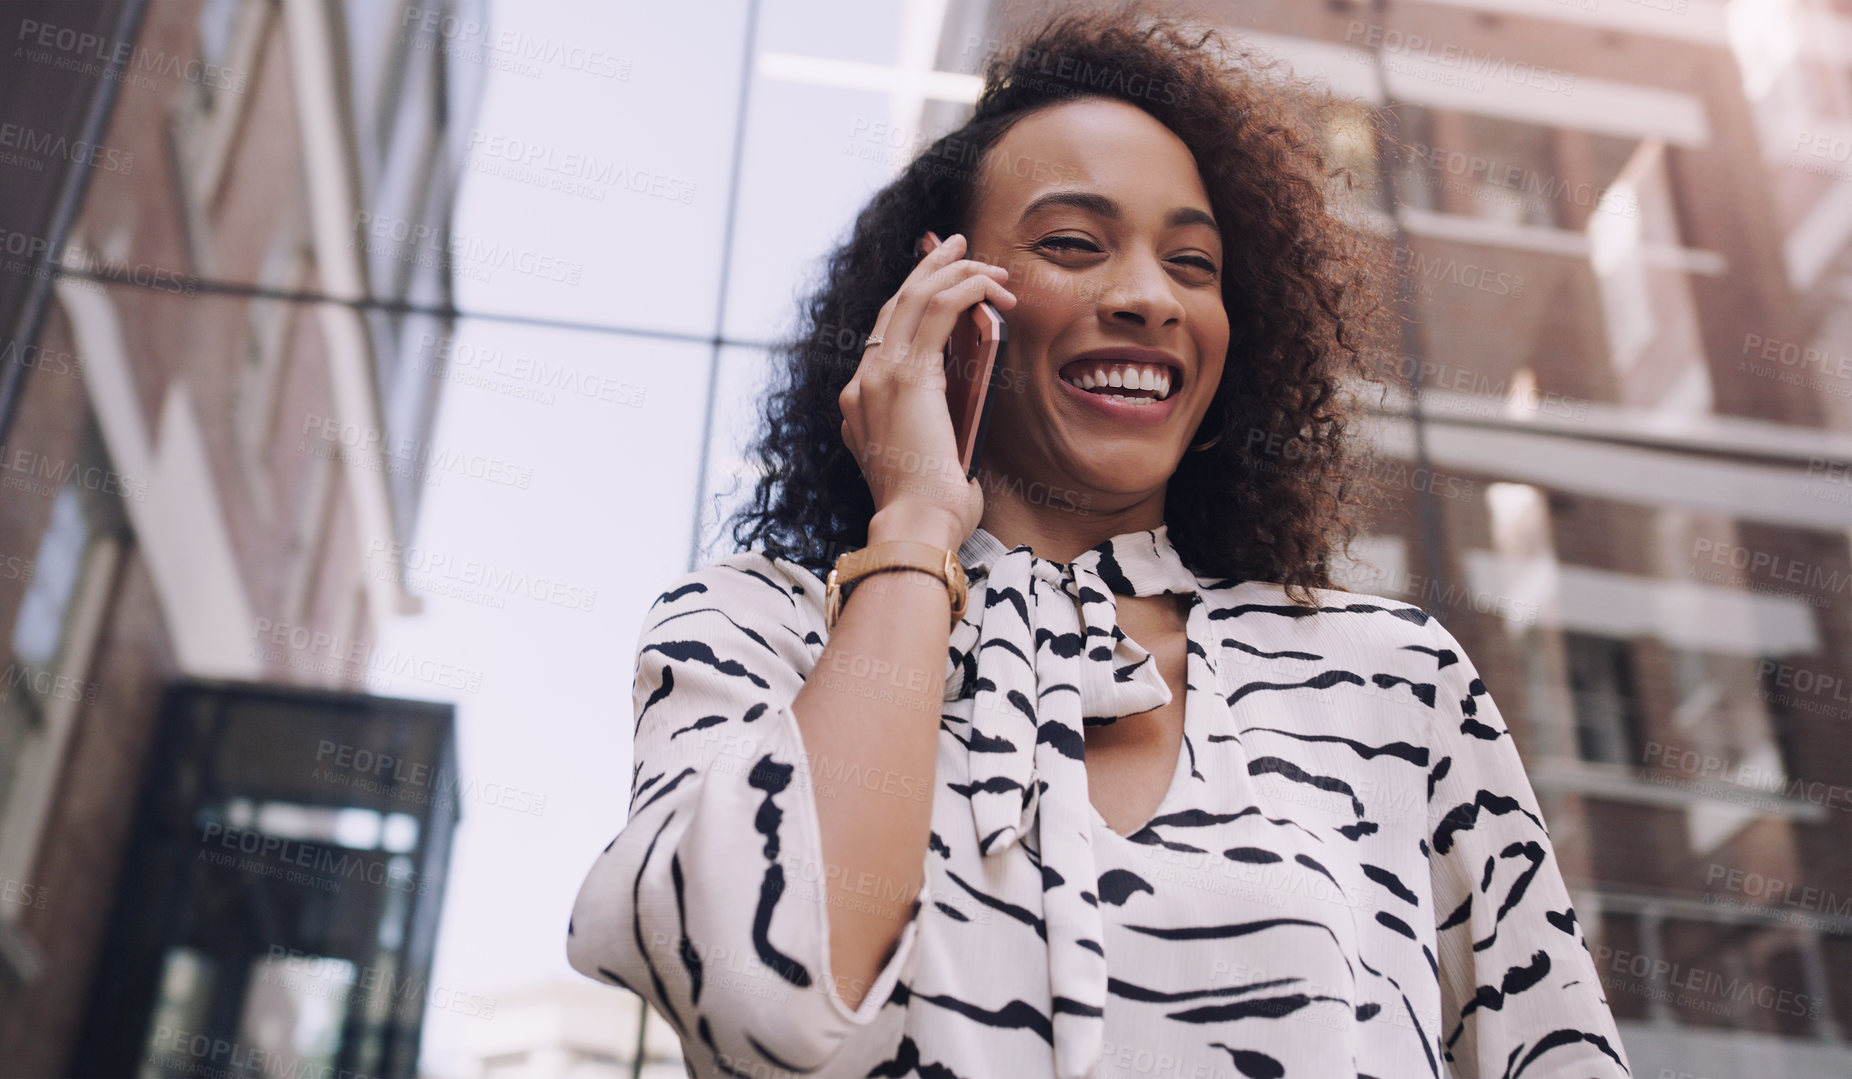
[789,507,961,1011]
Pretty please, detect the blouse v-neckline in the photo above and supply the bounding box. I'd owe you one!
[1085,590,1216,841]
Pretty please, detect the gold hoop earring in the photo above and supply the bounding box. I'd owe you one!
[1187,406,1226,452]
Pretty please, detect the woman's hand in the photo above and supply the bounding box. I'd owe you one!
[838,231,1016,550]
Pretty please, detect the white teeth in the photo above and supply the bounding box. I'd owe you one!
[1060,361,1179,401]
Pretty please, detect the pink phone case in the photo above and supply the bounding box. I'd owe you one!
[945,300,1006,480]
[921,232,1008,479]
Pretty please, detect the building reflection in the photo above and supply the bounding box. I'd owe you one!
[0,0,485,1075]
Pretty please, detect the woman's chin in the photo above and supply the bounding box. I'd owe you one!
[1048,454,1180,499]
[1070,430,1182,464]
[982,430,1182,505]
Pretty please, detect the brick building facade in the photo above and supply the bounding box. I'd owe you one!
[0,0,483,1074]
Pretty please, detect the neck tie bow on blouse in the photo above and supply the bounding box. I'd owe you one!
[946,524,1204,1079]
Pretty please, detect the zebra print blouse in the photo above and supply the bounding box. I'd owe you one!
[568,524,1631,1079]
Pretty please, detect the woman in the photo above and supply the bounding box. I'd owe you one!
[568,8,1630,1078]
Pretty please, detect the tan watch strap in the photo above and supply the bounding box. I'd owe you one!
[825,540,968,631]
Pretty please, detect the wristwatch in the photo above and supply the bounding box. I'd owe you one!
[825,540,968,632]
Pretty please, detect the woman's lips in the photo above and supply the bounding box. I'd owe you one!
[1055,375,1181,426]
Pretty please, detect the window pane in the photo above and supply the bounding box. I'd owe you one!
[11,481,89,675]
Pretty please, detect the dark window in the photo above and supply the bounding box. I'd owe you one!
[1564,631,1642,764]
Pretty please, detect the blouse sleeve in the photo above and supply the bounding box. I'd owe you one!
[566,553,929,1072]
[1423,617,1632,1078]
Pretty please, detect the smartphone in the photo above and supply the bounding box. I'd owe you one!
[920,231,1008,480]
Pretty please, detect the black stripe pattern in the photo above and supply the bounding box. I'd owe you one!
[566,524,1631,1078]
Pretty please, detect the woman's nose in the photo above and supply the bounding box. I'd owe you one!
[1096,257,1185,327]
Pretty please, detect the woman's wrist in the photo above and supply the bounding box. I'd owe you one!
[837,559,959,635]
[867,503,967,552]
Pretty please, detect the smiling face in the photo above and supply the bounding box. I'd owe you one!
[960,96,1229,516]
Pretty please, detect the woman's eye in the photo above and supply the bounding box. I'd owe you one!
[1033,236,1100,254]
[1034,236,1217,278]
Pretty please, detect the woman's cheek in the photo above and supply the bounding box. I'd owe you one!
[998,287,1054,347]
[1006,272,1084,334]
[1008,258,1080,311]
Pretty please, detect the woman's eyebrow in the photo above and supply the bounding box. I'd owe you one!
[1017,190,1219,235]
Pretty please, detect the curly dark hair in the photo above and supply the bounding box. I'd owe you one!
[723,1,1394,603]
